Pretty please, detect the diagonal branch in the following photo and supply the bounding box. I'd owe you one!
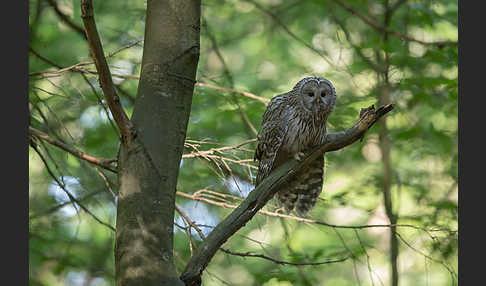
[30,190,104,220]
[29,39,143,77]
[80,0,134,144]
[202,16,258,137]
[180,103,395,286]
[244,0,335,65]
[330,0,457,47]
[328,7,384,73]
[46,0,87,39]
[395,232,457,282]
[29,47,63,69]
[30,140,115,232]
[175,203,350,268]
[29,127,117,173]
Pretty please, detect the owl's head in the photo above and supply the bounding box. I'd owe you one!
[293,77,336,116]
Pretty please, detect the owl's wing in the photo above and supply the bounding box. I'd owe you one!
[254,96,288,186]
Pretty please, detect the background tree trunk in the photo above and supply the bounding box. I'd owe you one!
[379,2,399,285]
[115,1,200,285]
[378,84,399,286]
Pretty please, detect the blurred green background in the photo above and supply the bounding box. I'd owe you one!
[29,0,457,285]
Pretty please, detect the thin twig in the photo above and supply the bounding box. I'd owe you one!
[328,7,384,73]
[29,127,117,173]
[244,0,335,65]
[202,16,258,137]
[80,72,121,138]
[175,204,207,240]
[333,228,362,286]
[93,166,117,199]
[30,39,143,77]
[195,82,269,105]
[29,47,63,69]
[30,190,104,220]
[183,138,256,161]
[219,247,350,266]
[30,141,115,232]
[330,0,457,47]
[46,0,87,39]
[176,188,454,235]
[175,204,350,267]
[395,232,457,284]
[354,229,377,286]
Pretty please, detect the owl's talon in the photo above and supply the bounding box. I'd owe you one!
[294,152,306,161]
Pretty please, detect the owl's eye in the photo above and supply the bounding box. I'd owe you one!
[307,92,314,97]
[320,92,326,97]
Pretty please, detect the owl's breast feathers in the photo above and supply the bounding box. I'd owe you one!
[254,93,327,185]
[280,102,328,154]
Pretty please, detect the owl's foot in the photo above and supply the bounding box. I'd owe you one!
[294,152,306,161]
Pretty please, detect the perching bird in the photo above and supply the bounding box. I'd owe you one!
[254,76,336,217]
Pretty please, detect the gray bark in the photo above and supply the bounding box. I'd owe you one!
[115,1,200,285]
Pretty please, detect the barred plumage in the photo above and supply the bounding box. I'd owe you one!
[254,77,336,217]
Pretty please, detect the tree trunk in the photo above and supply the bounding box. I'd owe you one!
[115,1,200,285]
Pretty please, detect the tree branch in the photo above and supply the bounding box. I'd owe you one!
[30,140,115,232]
[29,127,117,173]
[331,0,457,47]
[175,203,350,269]
[46,0,87,39]
[29,39,143,77]
[80,0,134,144]
[202,16,258,137]
[195,82,269,105]
[176,189,455,237]
[395,231,457,282]
[219,247,350,266]
[328,7,384,73]
[180,103,394,286]
[29,47,63,69]
[30,190,104,220]
[244,0,335,65]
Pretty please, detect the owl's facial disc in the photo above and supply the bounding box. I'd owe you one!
[300,79,335,113]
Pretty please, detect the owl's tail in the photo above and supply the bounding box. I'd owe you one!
[276,155,324,217]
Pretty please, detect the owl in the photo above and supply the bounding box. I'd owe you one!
[254,77,337,217]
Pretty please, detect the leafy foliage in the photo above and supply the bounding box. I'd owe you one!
[29,0,457,285]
